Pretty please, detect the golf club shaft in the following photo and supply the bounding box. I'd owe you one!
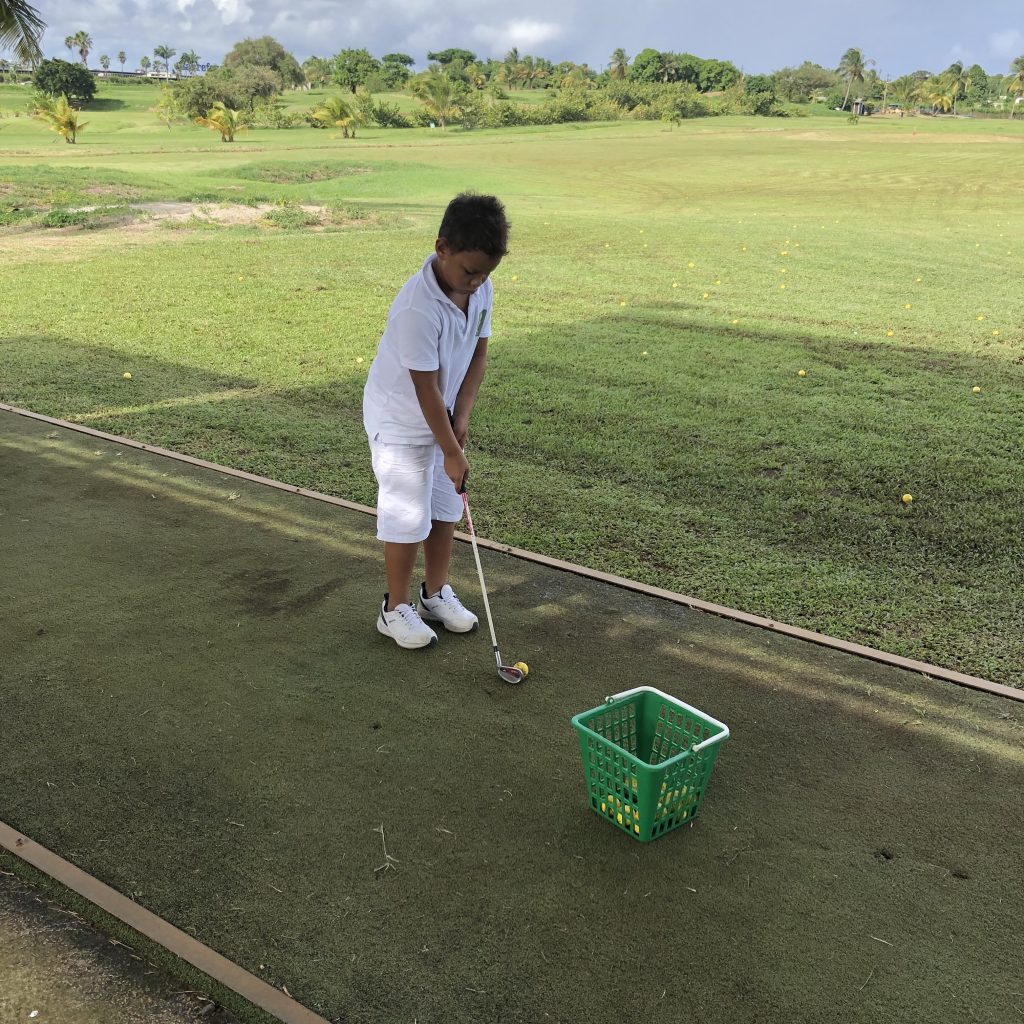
[462,492,502,666]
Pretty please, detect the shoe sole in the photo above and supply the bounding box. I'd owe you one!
[377,618,437,649]
[419,614,479,634]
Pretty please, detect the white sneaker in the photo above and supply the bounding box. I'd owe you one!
[419,583,479,633]
[377,595,438,649]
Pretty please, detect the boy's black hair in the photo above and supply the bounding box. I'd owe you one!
[438,192,510,258]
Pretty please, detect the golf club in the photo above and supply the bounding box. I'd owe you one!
[461,489,525,685]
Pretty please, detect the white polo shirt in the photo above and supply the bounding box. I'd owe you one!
[363,254,492,445]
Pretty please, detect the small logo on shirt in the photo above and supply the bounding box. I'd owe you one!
[475,307,488,336]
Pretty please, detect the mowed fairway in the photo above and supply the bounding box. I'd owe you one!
[1,84,1023,685]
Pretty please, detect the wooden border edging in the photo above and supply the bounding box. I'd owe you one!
[2,402,1019,704]
[0,822,331,1024]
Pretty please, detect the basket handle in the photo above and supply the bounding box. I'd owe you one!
[605,686,731,752]
[605,685,674,703]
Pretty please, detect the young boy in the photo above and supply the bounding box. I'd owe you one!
[363,193,510,649]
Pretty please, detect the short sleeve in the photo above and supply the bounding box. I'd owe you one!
[477,281,493,338]
[390,308,440,371]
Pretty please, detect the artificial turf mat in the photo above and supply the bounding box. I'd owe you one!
[1,407,1022,1024]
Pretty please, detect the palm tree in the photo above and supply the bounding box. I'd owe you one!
[178,50,199,77]
[505,62,528,90]
[929,89,953,114]
[139,55,150,74]
[561,65,596,90]
[519,55,550,89]
[609,48,629,81]
[502,47,519,85]
[153,44,176,77]
[943,61,970,114]
[63,35,75,60]
[465,61,487,90]
[411,70,462,129]
[891,74,919,112]
[195,101,246,142]
[99,54,109,72]
[2,0,45,64]
[117,50,126,72]
[33,92,88,142]
[73,31,93,67]
[837,47,873,110]
[302,56,331,88]
[1008,56,1024,119]
[309,95,359,137]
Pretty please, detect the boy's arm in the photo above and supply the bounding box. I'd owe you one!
[451,337,488,449]
[409,369,470,491]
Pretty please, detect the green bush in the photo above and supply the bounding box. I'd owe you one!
[39,209,89,228]
[248,101,303,129]
[0,205,35,227]
[173,65,281,118]
[264,202,322,229]
[367,99,411,128]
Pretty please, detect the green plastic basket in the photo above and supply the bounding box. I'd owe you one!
[571,686,729,843]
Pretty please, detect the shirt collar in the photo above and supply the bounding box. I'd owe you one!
[421,253,470,311]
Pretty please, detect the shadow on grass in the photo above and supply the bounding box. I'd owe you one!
[85,98,128,112]
[0,333,261,412]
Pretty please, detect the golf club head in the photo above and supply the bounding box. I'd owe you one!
[498,665,525,684]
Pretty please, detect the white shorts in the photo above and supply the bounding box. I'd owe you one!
[369,435,464,543]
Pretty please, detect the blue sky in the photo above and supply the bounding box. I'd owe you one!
[25,0,1024,76]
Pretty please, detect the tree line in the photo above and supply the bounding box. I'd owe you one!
[6,2,1024,141]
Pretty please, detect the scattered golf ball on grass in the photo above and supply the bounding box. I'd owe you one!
[798,369,806,377]
[122,372,132,379]
[902,494,913,504]
[972,386,982,394]
[514,661,529,677]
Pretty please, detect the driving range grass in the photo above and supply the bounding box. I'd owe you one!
[2,83,1023,686]
[2,410,1022,1024]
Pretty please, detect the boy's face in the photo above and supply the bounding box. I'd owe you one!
[433,239,502,301]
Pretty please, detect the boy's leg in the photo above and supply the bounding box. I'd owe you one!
[369,437,439,646]
[384,542,420,610]
[418,462,478,632]
[423,520,457,597]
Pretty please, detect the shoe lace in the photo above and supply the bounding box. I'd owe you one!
[398,603,426,627]
[440,589,468,613]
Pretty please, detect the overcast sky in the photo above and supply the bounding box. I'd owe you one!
[28,0,1024,76]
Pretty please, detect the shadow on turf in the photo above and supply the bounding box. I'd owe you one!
[0,335,261,412]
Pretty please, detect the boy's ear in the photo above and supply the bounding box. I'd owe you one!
[435,237,449,257]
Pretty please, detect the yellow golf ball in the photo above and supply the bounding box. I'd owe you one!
[972,386,981,394]
[122,372,132,379]
[902,493,913,504]
[798,369,806,377]
[514,661,529,677]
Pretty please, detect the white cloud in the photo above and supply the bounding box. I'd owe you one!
[211,0,254,26]
[472,19,563,53]
[989,28,1023,58]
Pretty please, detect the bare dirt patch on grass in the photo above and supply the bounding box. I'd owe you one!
[125,201,328,228]
[0,200,356,259]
